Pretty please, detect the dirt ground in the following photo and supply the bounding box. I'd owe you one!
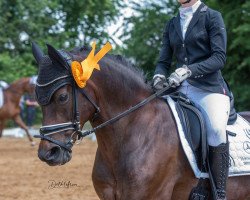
[0,137,99,200]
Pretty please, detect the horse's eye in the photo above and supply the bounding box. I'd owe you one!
[58,94,69,104]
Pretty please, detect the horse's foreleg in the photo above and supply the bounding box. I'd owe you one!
[92,150,116,200]
[13,115,34,143]
[170,167,200,200]
[170,139,202,200]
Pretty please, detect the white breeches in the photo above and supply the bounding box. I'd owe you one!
[178,81,230,146]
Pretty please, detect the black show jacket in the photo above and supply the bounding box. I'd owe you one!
[155,3,229,95]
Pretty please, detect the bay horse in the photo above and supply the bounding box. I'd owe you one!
[0,77,36,144]
[33,43,250,200]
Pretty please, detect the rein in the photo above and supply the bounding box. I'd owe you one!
[34,82,171,152]
[34,48,172,152]
[79,84,171,138]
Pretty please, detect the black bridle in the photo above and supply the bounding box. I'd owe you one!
[34,82,100,153]
[34,50,172,152]
[34,81,171,152]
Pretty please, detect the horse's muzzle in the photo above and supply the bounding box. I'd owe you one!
[38,144,72,166]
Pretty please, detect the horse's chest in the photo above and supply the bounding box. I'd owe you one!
[93,153,177,200]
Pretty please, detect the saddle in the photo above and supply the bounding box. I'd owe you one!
[163,92,237,172]
[162,92,238,200]
[0,81,8,89]
[0,81,9,108]
[162,92,250,200]
[168,93,207,171]
[0,88,3,108]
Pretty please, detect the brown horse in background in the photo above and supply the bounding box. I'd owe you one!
[0,77,35,144]
[33,44,250,200]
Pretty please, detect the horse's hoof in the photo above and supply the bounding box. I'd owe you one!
[31,141,36,146]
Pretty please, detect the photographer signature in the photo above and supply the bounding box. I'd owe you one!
[48,180,81,189]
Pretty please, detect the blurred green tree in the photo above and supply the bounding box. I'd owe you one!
[0,0,121,127]
[120,0,179,74]
[0,0,121,82]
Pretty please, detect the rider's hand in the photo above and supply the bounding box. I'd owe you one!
[168,65,192,87]
[153,74,166,91]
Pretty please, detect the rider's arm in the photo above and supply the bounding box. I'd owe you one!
[188,11,227,78]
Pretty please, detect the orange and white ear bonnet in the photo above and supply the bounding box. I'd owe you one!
[71,42,112,88]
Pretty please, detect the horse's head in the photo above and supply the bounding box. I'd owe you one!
[32,43,97,166]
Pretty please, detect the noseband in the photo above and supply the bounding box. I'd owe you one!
[34,49,100,152]
[34,83,100,152]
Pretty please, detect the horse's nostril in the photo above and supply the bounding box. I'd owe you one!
[45,146,61,161]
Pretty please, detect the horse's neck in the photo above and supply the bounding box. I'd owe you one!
[94,64,151,110]
[91,97,176,168]
[88,67,153,159]
[91,102,153,159]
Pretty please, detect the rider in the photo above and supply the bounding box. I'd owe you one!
[153,0,230,199]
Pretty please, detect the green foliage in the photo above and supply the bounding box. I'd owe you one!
[120,0,179,77]
[0,0,120,127]
[0,0,120,83]
[0,52,36,82]
[58,0,121,45]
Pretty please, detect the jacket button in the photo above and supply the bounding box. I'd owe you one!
[184,57,188,62]
[182,43,185,47]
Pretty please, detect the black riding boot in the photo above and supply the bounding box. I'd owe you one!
[209,142,229,200]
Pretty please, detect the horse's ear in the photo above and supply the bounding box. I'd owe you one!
[32,42,44,64]
[46,44,68,69]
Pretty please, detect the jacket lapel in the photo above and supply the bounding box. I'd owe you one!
[185,3,207,40]
[173,13,184,42]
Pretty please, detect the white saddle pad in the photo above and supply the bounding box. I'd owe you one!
[166,96,250,178]
[0,88,4,108]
